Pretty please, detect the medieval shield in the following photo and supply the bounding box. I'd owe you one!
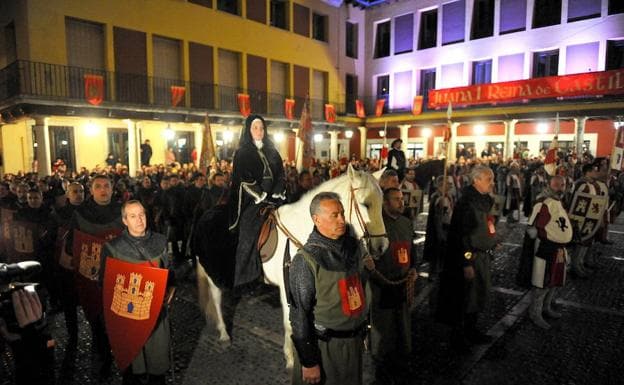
[55,226,73,270]
[568,192,608,242]
[401,189,422,209]
[72,228,122,322]
[103,257,168,371]
[8,220,39,263]
[0,208,15,256]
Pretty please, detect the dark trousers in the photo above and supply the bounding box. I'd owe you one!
[58,267,78,346]
[122,371,166,385]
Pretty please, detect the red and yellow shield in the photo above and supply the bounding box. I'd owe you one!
[72,228,122,322]
[103,258,168,371]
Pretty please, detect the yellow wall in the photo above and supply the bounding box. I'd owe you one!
[1,120,34,174]
[20,0,349,104]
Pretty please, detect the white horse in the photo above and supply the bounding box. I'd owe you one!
[196,164,388,368]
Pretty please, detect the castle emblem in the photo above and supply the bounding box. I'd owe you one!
[13,226,34,253]
[110,272,155,320]
[79,241,102,281]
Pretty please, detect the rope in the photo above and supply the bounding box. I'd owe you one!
[272,209,304,250]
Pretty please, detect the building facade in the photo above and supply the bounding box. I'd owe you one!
[0,0,623,175]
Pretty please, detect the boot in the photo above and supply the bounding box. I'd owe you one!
[570,247,589,278]
[543,288,562,319]
[529,288,551,329]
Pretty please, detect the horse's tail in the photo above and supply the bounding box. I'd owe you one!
[196,257,213,322]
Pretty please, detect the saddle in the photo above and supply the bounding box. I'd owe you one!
[257,208,278,263]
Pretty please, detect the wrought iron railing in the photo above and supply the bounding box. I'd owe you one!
[0,60,346,120]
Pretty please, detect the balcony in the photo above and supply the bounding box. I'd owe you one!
[0,61,343,122]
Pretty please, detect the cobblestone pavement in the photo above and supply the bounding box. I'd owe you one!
[2,212,624,384]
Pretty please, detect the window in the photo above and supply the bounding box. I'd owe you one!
[312,13,328,42]
[606,40,624,70]
[108,128,129,166]
[376,75,390,113]
[472,59,492,85]
[3,22,16,65]
[566,42,598,74]
[568,0,601,22]
[420,68,436,106]
[471,0,494,39]
[217,0,239,15]
[270,0,288,29]
[188,0,212,8]
[418,9,437,50]
[532,0,561,28]
[394,14,413,55]
[346,74,358,114]
[293,4,310,37]
[66,18,105,70]
[373,20,390,58]
[346,22,358,58]
[500,0,526,34]
[442,0,465,45]
[608,0,624,15]
[533,50,559,78]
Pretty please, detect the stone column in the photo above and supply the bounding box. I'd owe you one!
[358,126,367,159]
[127,120,138,176]
[32,118,51,176]
[575,117,587,156]
[399,124,410,149]
[503,119,517,160]
[449,122,460,162]
[329,130,338,162]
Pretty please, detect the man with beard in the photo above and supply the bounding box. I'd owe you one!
[65,175,123,378]
[437,166,498,352]
[370,188,418,384]
[522,176,572,329]
[100,201,174,385]
[289,192,371,385]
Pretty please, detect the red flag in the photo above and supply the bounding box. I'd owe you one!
[285,98,295,120]
[237,93,251,117]
[199,114,216,174]
[298,96,314,170]
[355,99,366,118]
[443,101,453,143]
[381,146,388,159]
[84,74,104,106]
[324,104,336,123]
[544,136,558,176]
[103,258,168,371]
[170,85,186,107]
[375,99,386,117]
[72,228,122,323]
[412,95,423,115]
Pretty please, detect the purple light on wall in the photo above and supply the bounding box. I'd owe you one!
[566,42,599,74]
[500,0,527,33]
[394,13,414,54]
[442,0,465,45]
[568,0,601,20]
[498,53,524,81]
[441,62,464,88]
[393,70,412,108]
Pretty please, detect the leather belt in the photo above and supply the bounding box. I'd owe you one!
[314,323,367,341]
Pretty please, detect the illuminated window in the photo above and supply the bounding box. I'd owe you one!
[420,68,436,107]
[394,13,413,55]
[472,60,492,85]
[442,0,465,45]
[568,0,601,22]
[346,22,358,58]
[606,40,624,70]
[471,0,494,40]
[533,0,561,28]
[533,50,559,78]
[374,20,391,58]
[418,9,437,50]
[608,0,624,15]
[500,0,526,34]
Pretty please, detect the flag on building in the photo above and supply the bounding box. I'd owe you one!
[170,85,185,107]
[375,99,386,117]
[297,96,314,170]
[285,98,295,120]
[355,99,366,118]
[444,101,452,142]
[324,104,336,123]
[199,114,216,174]
[412,95,423,115]
[237,93,251,117]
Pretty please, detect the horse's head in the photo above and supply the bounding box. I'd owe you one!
[346,164,389,256]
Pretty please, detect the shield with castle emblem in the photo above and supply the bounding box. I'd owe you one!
[72,228,122,322]
[7,220,39,263]
[0,208,16,256]
[568,191,608,242]
[103,257,168,371]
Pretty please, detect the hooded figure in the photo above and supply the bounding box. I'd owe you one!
[229,114,286,288]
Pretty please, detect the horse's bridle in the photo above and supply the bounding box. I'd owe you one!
[348,184,387,253]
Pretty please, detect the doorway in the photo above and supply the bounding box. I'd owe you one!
[49,126,76,172]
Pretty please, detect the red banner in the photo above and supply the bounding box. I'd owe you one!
[237,93,251,117]
[103,258,168,371]
[170,85,186,107]
[72,228,122,322]
[298,97,315,169]
[84,74,104,106]
[324,104,336,123]
[355,99,366,118]
[285,98,295,120]
[428,68,624,109]
[412,95,424,115]
[375,99,386,117]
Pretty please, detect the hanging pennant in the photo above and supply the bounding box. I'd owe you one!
[84,74,104,106]
[375,99,386,117]
[170,85,186,107]
[237,93,251,117]
[324,104,336,123]
[285,98,295,120]
[355,99,366,118]
[412,95,424,115]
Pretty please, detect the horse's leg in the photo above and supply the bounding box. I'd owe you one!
[196,258,231,343]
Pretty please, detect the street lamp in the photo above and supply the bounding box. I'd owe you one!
[273,131,285,143]
[314,133,323,143]
[537,122,548,134]
[345,130,354,139]
[223,130,234,144]
[473,124,485,135]
[378,130,385,137]
[421,127,432,138]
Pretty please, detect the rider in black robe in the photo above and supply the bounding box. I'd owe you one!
[229,114,285,288]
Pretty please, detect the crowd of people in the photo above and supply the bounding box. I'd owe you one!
[0,112,622,385]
